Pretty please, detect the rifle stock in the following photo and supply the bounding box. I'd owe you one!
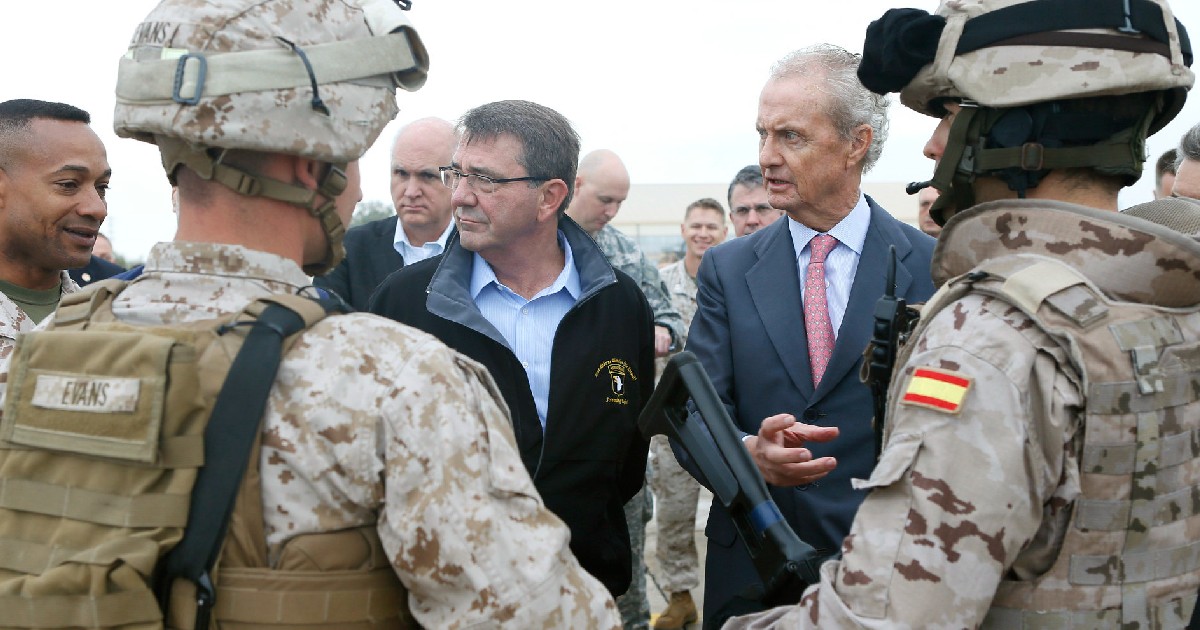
[638,352,827,606]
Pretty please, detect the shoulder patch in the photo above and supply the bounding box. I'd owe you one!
[900,367,972,414]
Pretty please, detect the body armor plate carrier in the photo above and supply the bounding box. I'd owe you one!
[0,280,412,629]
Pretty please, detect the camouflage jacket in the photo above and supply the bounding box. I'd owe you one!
[0,271,77,362]
[726,200,1200,629]
[654,260,697,378]
[38,242,620,629]
[592,224,684,345]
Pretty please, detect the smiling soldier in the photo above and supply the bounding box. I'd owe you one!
[0,99,109,358]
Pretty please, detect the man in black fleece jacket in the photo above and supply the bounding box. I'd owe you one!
[370,100,653,598]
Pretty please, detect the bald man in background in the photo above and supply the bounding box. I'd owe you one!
[315,117,457,310]
[564,149,682,629]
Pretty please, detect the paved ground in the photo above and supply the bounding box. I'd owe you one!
[644,487,713,629]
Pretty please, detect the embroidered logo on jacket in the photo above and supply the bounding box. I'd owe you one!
[900,367,972,414]
[596,358,636,405]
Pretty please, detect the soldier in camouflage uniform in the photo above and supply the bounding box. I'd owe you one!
[1,1,622,627]
[649,198,727,629]
[569,149,685,354]
[0,99,106,359]
[727,0,1200,627]
[565,148,684,630]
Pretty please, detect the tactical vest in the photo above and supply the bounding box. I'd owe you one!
[888,200,1200,629]
[0,281,413,629]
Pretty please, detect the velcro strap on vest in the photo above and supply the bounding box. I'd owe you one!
[1070,539,1200,584]
[0,477,189,528]
[1127,410,1161,552]
[0,588,162,628]
[1088,370,1200,418]
[1082,422,1200,475]
[1110,318,1185,395]
[984,590,1197,629]
[212,566,406,624]
[50,280,127,329]
[997,258,1092,315]
[0,433,203,468]
[0,535,160,577]
[253,294,338,330]
[116,31,423,105]
[1075,480,1200,531]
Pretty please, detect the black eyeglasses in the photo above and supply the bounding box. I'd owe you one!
[439,166,549,194]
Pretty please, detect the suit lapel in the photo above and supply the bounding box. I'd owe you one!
[746,220,816,400]
[814,198,915,400]
[370,216,405,284]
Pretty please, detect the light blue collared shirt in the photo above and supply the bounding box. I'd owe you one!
[471,232,581,428]
[789,192,871,339]
[393,219,454,266]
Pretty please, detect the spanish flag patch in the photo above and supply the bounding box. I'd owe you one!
[900,367,972,414]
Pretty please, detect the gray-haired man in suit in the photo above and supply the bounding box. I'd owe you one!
[678,44,937,628]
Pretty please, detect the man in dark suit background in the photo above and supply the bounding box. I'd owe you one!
[70,232,125,286]
[679,44,937,628]
[315,117,456,309]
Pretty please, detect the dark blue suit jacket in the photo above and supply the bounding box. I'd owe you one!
[69,255,126,287]
[313,215,404,311]
[680,196,936,623]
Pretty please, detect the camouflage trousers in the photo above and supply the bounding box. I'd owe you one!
[617,483,651,630]
[648,435,701,593]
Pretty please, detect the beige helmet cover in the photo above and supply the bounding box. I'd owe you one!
[901,0,1193,121]
[113,0,428,164]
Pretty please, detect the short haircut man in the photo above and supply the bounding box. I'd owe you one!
[566,149,684,359]
[370,100,654,598]
[92,233,116,263]
[680,44,936,627]
[1173,122,1200,200]
[726,165,783,237]
[1155,147,1179,199]
[314,117,457,310]
[916,185,942,237]
[0,98,109,355]
[647,196,727,629]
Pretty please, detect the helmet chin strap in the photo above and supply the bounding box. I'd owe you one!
[927,105,981,227]
[303,166,349,277]
[926,95,1160,227]
[157,136,349,275]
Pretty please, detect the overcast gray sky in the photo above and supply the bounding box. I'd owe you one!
[2,0,1198,260]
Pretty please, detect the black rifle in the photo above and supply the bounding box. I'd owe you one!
[638,352,829,607]
[861,246,918,461]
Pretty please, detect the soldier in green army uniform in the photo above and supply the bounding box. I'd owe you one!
[727,0,1200,627]
[649,198,727,629]
[564,148,684,630]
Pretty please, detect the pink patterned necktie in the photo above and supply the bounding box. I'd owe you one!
[804,234,838,387]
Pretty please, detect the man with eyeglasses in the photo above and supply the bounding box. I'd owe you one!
[1172,121,1200,201]
[315,117,456,310]
[727,164,783,237]
[370,100,655,601]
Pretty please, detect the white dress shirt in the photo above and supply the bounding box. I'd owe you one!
[470,232,580,428]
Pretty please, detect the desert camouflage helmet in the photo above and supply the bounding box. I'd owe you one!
[113,0,429,274]
[860,0,1194,225]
